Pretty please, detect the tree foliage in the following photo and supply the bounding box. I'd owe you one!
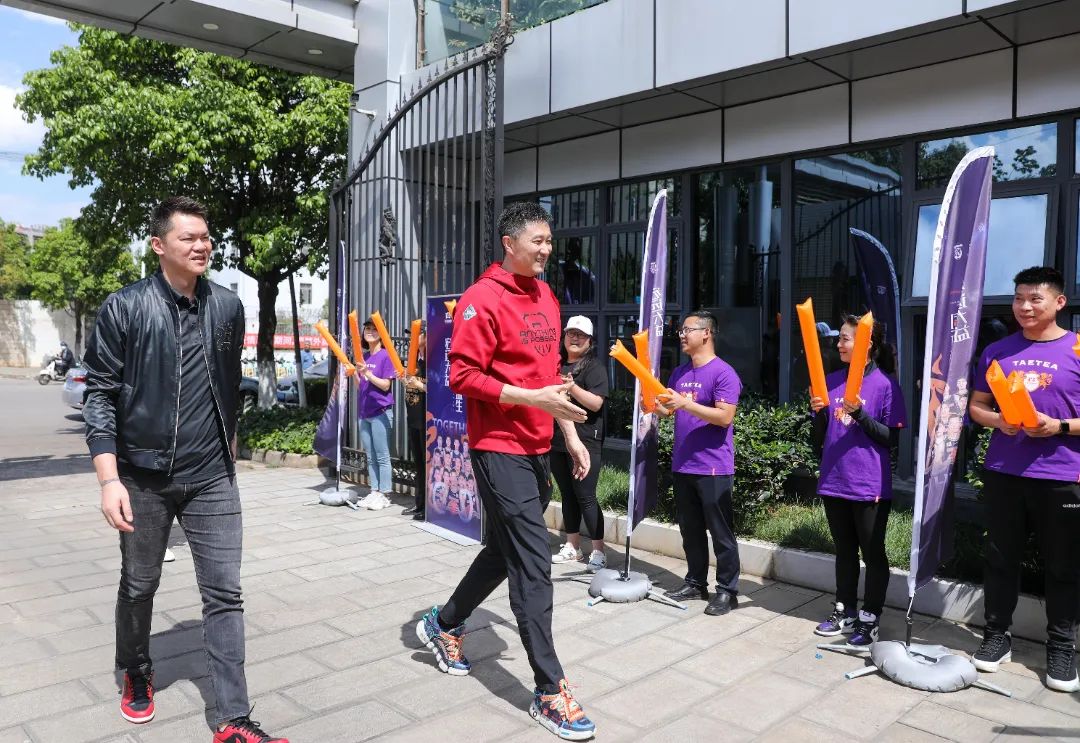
[17,26,351,403]
[28,218,137,350]
[0,222,32,299]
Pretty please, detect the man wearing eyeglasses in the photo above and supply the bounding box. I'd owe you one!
[654,310,743,616]
[83,196,288,742]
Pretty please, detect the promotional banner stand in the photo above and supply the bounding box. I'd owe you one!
[819,149,1009,698]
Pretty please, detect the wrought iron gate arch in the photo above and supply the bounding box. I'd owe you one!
[327,20,511,484]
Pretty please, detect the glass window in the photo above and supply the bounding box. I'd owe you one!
[1075,119,1079,174]
[792,149,902,397]
[606,229,679,305]
[539,188,600,230]
[544,235,598,305]
[299,283,312,306]
[604,313,680,441]
[912,194,1048,297]
[608,178,679,224]
[917,123,1057,189]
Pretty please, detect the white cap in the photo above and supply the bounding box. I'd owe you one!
[564,315,594,337]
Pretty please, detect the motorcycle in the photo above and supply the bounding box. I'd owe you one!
[37,358,68,385]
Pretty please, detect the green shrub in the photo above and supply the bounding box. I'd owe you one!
[237,405,325,455]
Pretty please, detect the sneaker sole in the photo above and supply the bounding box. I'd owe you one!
[529,702,595,741]
[813,625,855,637]
[120,709,155,724]
[973,651,1011,673]
[1045,672,1080,693]
[414,619,470,676]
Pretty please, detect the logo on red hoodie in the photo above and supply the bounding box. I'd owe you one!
[520,312,557,356]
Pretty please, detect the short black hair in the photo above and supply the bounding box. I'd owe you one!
[684,310,718,334]
[150,196,209,239]
[498,201,551,239]
[1013,266,1064,294]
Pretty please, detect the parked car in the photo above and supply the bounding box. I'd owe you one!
[64,365,258,415]
[276,359,329,405]
[61,365,87,410]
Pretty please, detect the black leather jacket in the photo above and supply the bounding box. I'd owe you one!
[83,272,245,475]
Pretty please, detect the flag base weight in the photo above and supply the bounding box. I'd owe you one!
[566,569,687,611]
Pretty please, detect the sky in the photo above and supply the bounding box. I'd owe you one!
[0,7,92,228]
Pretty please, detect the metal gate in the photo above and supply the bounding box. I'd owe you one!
[327,19,511,485]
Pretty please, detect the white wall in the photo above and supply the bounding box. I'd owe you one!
[209,266,330,337]
[0,300,77,368]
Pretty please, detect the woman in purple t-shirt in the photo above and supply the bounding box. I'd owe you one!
[357,319,396,508]
[810,314,906,648]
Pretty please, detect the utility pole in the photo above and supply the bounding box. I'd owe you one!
[289,271,308,408]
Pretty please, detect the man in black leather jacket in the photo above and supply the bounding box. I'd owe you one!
[83,196,288,743]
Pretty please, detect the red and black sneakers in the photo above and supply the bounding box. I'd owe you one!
[212,716,289,743]
[119,671,155,724]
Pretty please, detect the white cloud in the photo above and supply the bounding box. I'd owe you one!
[9,8,66,26]
[0,83,44,153]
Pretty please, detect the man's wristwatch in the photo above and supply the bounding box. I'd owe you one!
[1060,419,1071,435]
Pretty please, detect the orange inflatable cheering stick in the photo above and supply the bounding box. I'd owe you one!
[406,319,423,376]
[632,330,652,371]
[347,311,364,369]
[369,311,405,378]
[314,321,355,377]
[1008,372,1040,428]
[795,298,829,404]
[1073,332,1080,358]
[985,361,1021,426]
[610,340,667,412]
[844,312,874,406]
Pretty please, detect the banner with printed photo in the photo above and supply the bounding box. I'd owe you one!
[423,295,482,544]
[908,148,993,596]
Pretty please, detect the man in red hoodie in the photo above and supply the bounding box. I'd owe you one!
[415,202,597,740]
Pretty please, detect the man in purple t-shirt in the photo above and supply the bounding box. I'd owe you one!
[969,266,1080,693]
[653,311,743,616]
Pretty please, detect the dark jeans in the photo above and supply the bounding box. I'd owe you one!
[408,424,426,512]
[821,495,892,616]
[116,471,249,723]
[983,470,1080,645]
[550,441,604,541]
[440,451,564,693]
[673,473,740,595]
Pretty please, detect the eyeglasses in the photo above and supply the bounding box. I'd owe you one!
[677,326,708,337]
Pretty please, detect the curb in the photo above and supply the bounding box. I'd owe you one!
[238,447,320,469]
[543,501,1048,643]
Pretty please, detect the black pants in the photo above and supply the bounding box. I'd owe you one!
[550,441,604,541]
[673,473,740,595]
[440,451,564,692]
[983,470,1080,645]
[408,424,426,512]
[821,495,892,616]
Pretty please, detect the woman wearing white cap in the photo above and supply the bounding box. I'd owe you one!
[551,315,609,572]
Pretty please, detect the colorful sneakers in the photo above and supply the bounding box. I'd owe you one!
[585,550,606,574]
[1045,641,1080,693]
[213,714,289,743]
[120,670,155,724]
[529,679,596,740]
[552,543,582,564]
[814,602,857,637]
[415,606,471,676]
[846,611,879,648]
[972,630,1012,672]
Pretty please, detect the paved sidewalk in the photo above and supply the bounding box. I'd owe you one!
[1,464,1078,742]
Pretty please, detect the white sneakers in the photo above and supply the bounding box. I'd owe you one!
[586,550,606,573]
[552,542,582,564]
[357,490,391,511]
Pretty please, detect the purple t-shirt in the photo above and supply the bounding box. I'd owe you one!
[817,367,908,501]
[668,357,741,476]
[358,348,395,419]
[974,332,1080,482]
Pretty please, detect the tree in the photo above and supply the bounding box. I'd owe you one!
[17,26,351,406]
[28,219,138,352]
[0,221,32,299]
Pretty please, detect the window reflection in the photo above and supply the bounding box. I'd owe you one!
[545,236,598,305]
[539,188,600,230]
[607,229,679,305]
[917,123,1057,190]
[609,178,679,224]
[912,194,1048,297]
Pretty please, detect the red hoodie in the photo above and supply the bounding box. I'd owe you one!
[450,263,563,455]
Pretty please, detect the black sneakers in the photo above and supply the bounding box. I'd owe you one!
[1045,641,1080,693]
[972,630,1012,672]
